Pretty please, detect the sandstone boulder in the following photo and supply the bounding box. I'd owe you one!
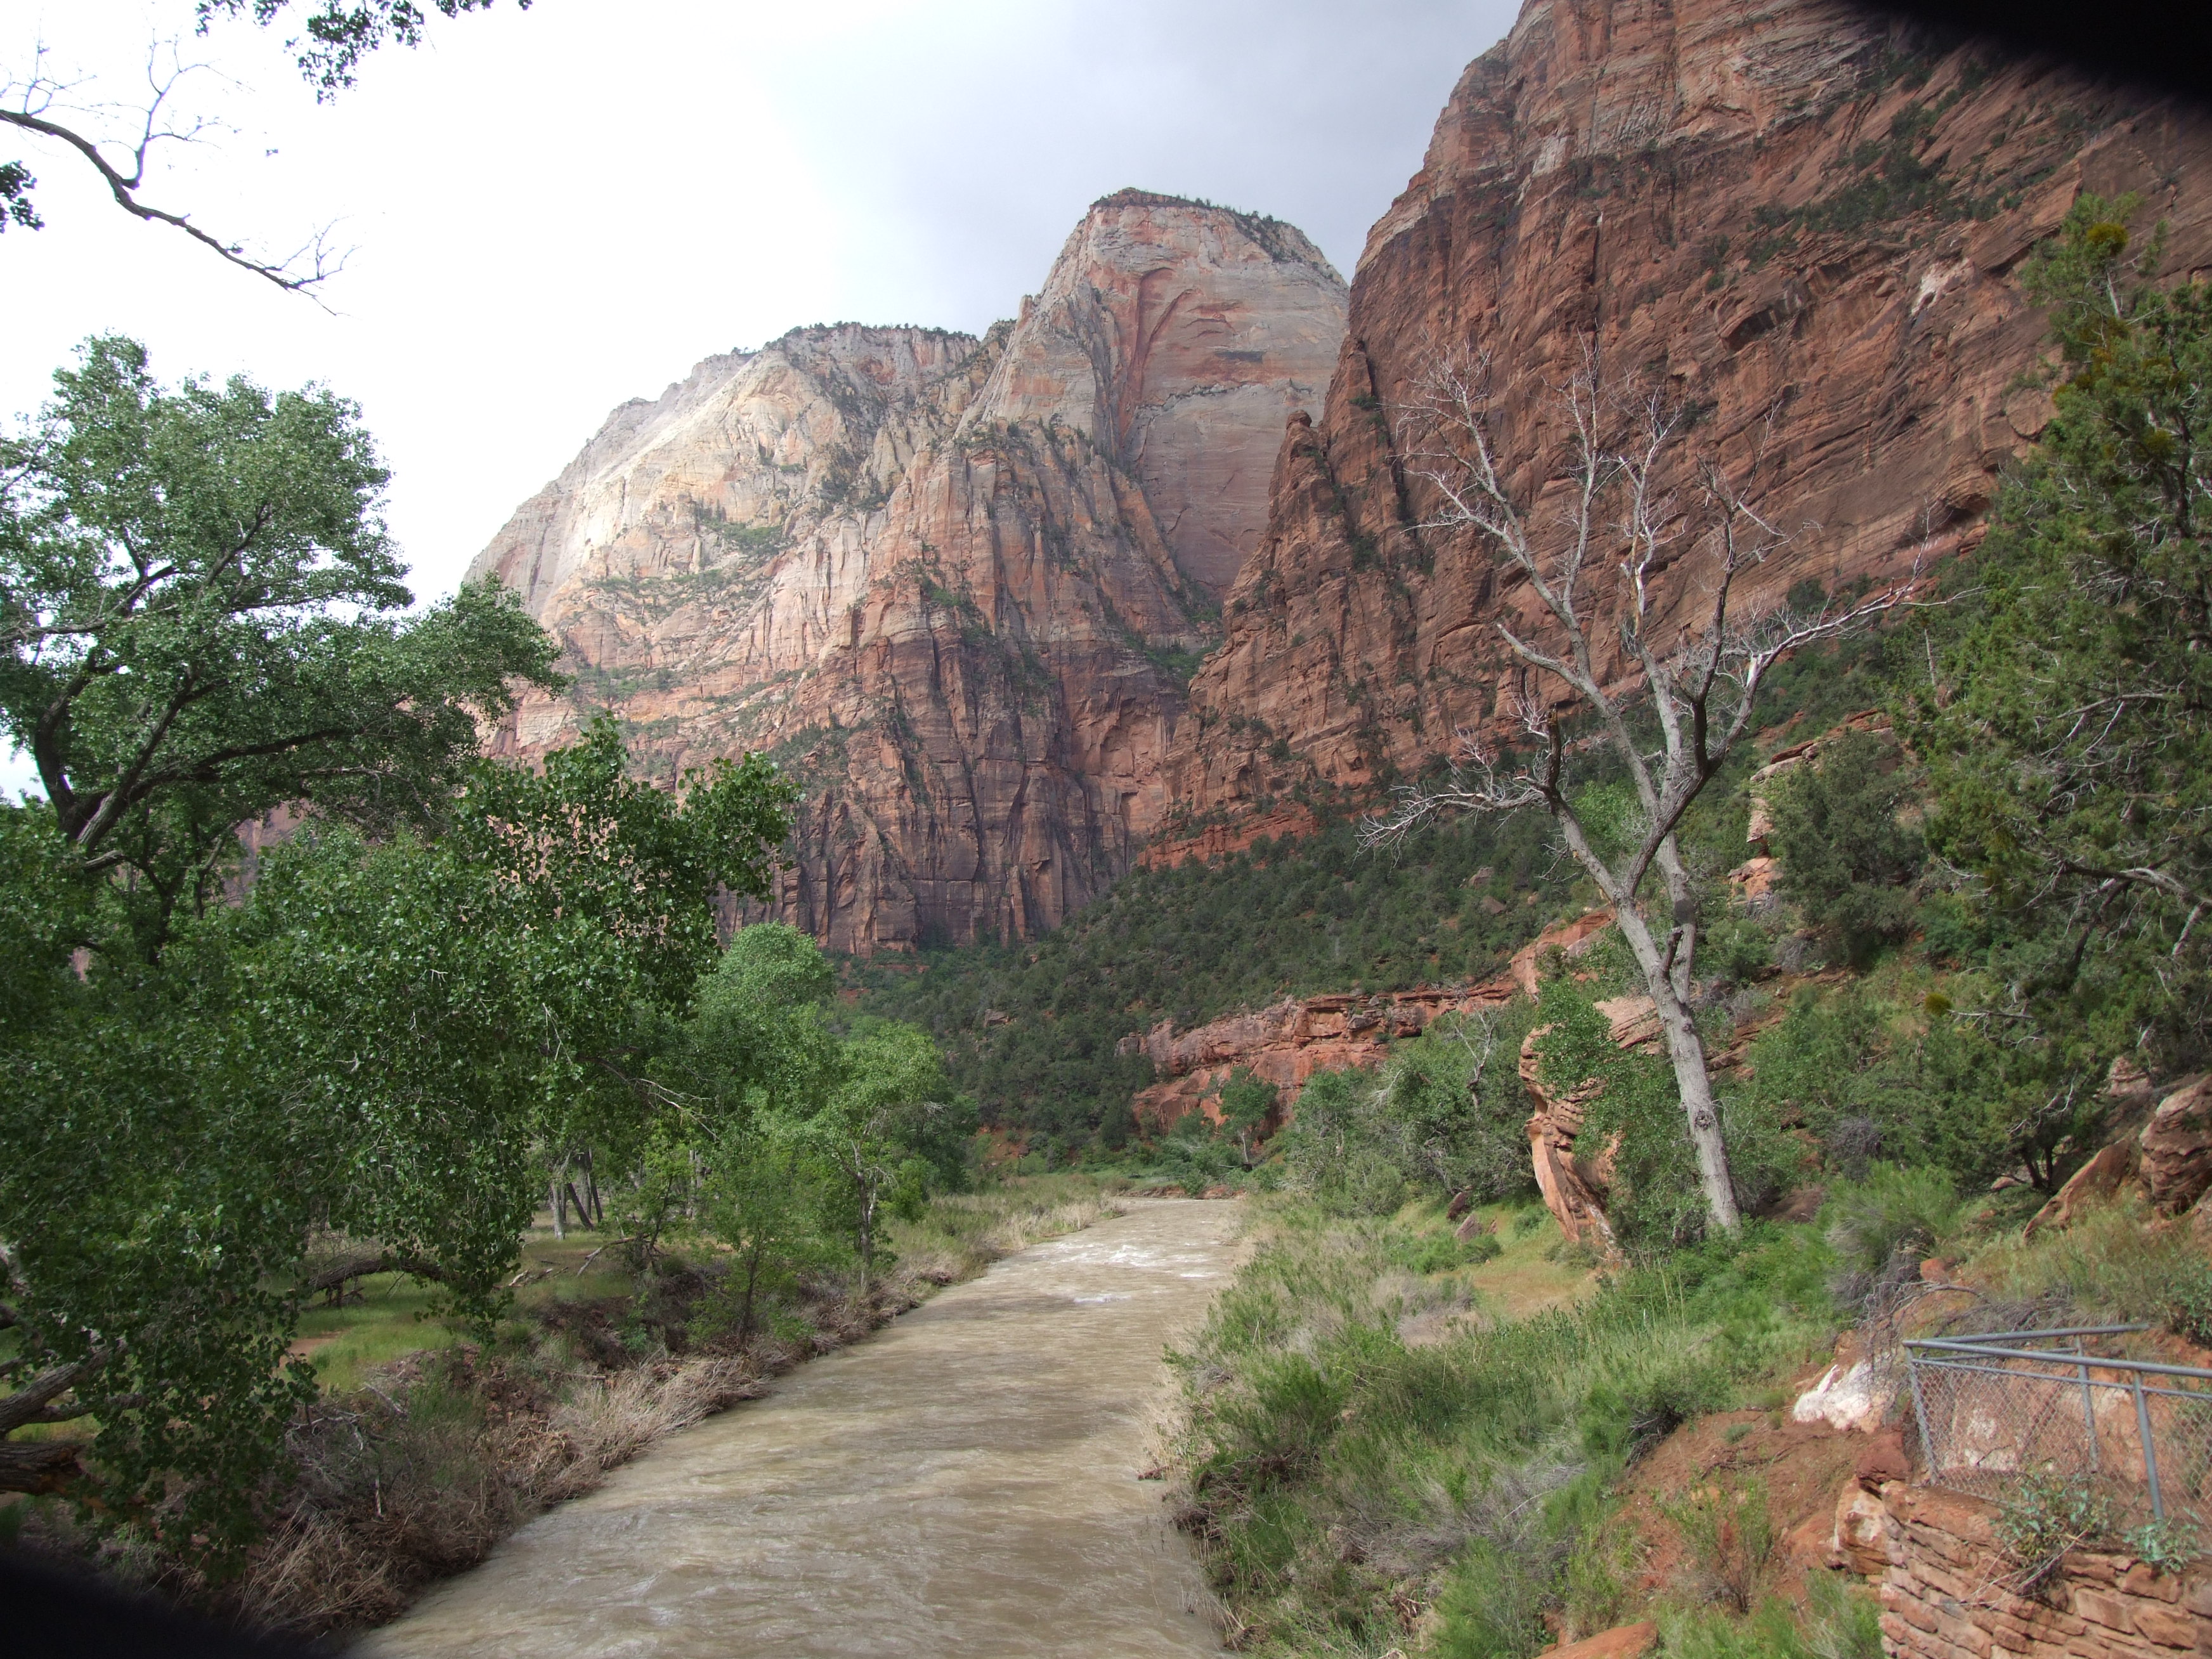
[2024,1137,2140,1238]
[2140,1076,2212,1214]
[1830,1483,1892,1577]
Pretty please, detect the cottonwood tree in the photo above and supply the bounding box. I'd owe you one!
[0,338,800,1541]
[0,724,795,1526]
[0,334,560,957]
[1,1,527,291]
[1363,357,1911,1232]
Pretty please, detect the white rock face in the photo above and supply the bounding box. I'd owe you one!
[1792,1361,1894,1433]
[467,195,1347,953]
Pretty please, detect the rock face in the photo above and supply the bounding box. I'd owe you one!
[2138,1076,2212,1214]
[1519,993,1658,1256]
[1124,982,1517,1131]
[470,193,1345,952]
[1122,908,1614,1131]
[1160,0,2212,833]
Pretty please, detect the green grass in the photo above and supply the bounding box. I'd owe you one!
[1168,1200,1844,1658]
[284,1180,1128,1400]
[294,1274,459,1396]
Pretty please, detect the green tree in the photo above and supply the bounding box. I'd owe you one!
[1764,729,1926,966]
[0,343,798,1540]
[694,1123,828,1348]
[806,1020,964,1285]
[1911,195,2212,1078]
[0,720,795,1530]
[0,335,560,956]
[1213,1066,1279,1168]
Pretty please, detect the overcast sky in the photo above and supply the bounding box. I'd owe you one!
[3,0,1517,786]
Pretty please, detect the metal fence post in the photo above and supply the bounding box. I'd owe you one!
[2075,1349,2098,1473]
[2133,1370,2164,1521]
[1908,1348,1937,1479]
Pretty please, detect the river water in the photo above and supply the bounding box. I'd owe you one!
[357,1199,1237,1658]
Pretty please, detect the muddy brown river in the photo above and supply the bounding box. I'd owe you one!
[357,1199,1237,1658]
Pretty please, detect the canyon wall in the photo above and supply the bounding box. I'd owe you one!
[1159,0,2212,838]
[470,193,1346,952]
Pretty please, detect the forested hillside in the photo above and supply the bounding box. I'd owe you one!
[850,627,1904,1151]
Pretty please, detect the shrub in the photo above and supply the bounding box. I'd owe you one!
[1272,1006,1542,1216]
[1823,1164,1960,1280]
[1533,962,1798,1251]
[1764,730,1925,968]
[1996,1472,2113,1591]
[1741,985,2104,1195]
[1660,1578,1883,1659]
[1660,1476,1778,1615]
[1384,1227,1503,1275]
[1970,1197,2212,1339]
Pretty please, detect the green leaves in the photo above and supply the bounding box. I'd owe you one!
[0,337,563,955]
[1764,731,1925,967]
[1908,195,2212,1077]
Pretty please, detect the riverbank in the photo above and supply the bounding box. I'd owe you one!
[360,1199,1240,1658]
[11,1176,1129,1644]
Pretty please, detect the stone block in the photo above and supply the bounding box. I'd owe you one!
[1896,1594,1942,1634]
[2125,1563,2185,1602]
[2130,1601,2199,1648]
[2075,1585,2142,1634]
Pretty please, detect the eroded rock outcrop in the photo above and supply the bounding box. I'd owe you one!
[471,194,1346,952]
[1123,908,1615,1131]
[1161,0,2212,833]
[1518,994,1659,1255]
[1124,982,1518,1132]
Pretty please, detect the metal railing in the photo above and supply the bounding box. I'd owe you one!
[1905,1325,2212,1540]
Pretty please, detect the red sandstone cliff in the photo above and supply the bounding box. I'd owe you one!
[1161,0,2212,832]
[469,194,1345,951]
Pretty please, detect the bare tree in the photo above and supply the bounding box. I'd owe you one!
[1362,353,1915,1232]
[1,1,523,292]
[1,44,341,293]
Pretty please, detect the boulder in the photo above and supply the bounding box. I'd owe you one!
[1830,1483,1894,1577]
[2140,1076,2212,1214]
[2024,1136,2140,1237]
[1790,1360,1893,1433]
[1854,1428,1909,1490]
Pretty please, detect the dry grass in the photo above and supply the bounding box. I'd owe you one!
[885,1177,1126,1286]
[252,1179,1124,1638]
[18,1176,1126,1644]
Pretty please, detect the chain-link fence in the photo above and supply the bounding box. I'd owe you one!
[1905,1325,2212,1544]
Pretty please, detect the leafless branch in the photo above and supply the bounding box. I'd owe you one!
[1,39,344,295]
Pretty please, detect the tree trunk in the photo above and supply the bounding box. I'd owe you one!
[299,1250,449,1297]
[0,1436,83,1496]
[737,1238,765,1344]
[1615,903,1743,1232]
[550,1175,565,1240]
[583,1148,604,1228]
